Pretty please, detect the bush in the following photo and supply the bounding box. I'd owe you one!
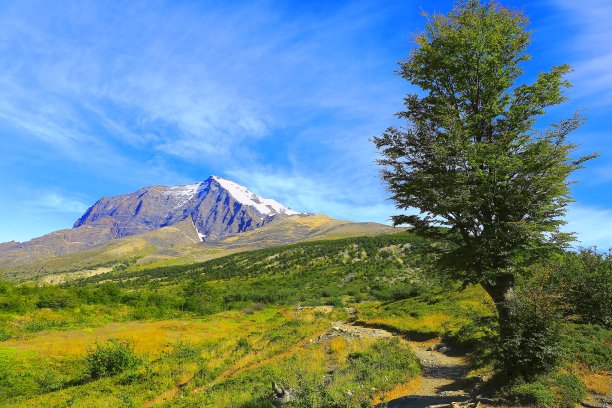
[559,323,612,371]
[85,339,141,379]
[506,372,586,408]
[447,314,497,350]
[496,288,561,380]
[552,373,586,408]
[508,380,555,406]
[183,279,222,315]
[35,291,78,309]
[551,249,612,328]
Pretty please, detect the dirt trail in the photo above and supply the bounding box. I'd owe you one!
[325,323,472,407]
[379,338,471,407]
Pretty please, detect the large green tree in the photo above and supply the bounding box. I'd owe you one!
[374,0,594,368]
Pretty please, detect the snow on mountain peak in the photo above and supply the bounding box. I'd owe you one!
[163,182,203,210]
[211,176,299,216]
[167,182,202,198]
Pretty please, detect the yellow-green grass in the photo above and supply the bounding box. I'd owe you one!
[354,284,495,340]
[0,307,347,407]
[170,329,419,407]
[0,305,423,408]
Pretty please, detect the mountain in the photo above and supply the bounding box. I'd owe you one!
[73,175,299,242]
[0,176,399,282]
[0,176,300,267]
[1,215,398,282]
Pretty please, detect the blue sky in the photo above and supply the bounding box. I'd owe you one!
[0,0,610,248]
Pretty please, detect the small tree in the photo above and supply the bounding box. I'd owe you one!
[374,0,595,376]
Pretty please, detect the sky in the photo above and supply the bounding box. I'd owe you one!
[0,0,610,249]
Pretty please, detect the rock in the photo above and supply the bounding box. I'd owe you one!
[323,375,333,387]
[271,381,298,407]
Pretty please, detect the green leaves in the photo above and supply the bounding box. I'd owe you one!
[85,339,141,379]
[374,0,596,284]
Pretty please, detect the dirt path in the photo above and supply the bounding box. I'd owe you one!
[379,338,471,407]
[327,322,473,407]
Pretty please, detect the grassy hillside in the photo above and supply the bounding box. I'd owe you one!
[0,215,397,283]
[0,232,609,407]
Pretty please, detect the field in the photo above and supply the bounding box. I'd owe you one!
[1,232,610,407]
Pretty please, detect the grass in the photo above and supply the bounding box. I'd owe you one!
[174,333,419,407]
[0,305,420,407]
[354,284,496,345]
[0,232,609,407]
[0,307,338,407]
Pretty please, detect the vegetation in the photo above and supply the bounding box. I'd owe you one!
[0,231,609,406]
[374,0,598,385]
[85,339,142,379]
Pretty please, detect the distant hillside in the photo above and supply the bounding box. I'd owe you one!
[1,214,399,282]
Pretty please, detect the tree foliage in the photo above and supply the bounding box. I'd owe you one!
[374,0,597,379]
[374,0,594,305]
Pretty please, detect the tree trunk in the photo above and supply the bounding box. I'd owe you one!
[481,274,519,376]
[481,274,515,320]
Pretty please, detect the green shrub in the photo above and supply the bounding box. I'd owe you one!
[497,288,562,380]
[551,372,586,408]
[559,323,612,371]
[346,338,420,390]
[325,297,344,307]
[506,372,586,408]
[35,291,78,309]
[549,249,612,328]
[508,380,555,406]
[85,339,141,379]
[169,340,201,361]
[448,315,497,349]
[183,279,222,315]
[236,337,251,352]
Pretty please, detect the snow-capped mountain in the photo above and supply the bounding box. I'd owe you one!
[73,176,300,242]
[0,176,304,266]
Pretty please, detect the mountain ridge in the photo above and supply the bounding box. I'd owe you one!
[71,175,301,243]
[0,176,398,281]
[0,176,303,268]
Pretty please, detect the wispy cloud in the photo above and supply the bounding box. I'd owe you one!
[226,167,398,224]
[549,0,612,107]
[28,192,88,214]
[563,203,612,249]
[0,0,610,248]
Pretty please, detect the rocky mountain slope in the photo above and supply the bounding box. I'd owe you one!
[0,177,400,281]
[0,176,301,268]
[73,176,299,242]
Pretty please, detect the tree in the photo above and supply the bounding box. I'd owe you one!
[373,0,595,375]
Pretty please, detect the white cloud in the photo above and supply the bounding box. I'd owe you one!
[563,203,612,249]
[29,192,88,214]
[550,0,612,107]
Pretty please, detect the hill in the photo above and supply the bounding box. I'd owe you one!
[0,233,609,407]
[0,215,397,282]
